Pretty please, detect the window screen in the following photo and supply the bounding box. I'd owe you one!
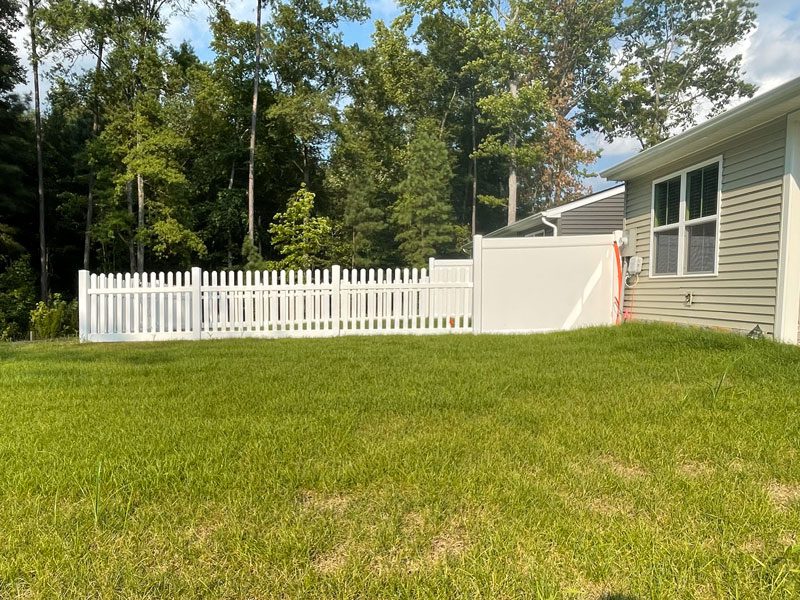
[686,163,719,220]
[686,221,717,273]
[654,176,681,226]
[654,229,679,275]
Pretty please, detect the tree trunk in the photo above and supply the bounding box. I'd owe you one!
[228,160,235,267]
[302,145,310,186]
[28,0,48,300]
[247,0,262,243]
[83,37,105,270]
[126,180,135,273]
[471,99,478,237]
[136,173,145,273]
[507,79,518,226]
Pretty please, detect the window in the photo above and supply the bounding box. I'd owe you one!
[651,159,721,277]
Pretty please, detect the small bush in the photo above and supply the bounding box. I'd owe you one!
[0,257,36,340]
[29,294,78,340]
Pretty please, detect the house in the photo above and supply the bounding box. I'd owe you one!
[601,76,800,343]
[484,185,625,238]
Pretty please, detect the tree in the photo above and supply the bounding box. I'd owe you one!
[269,184,333,270]
[466,0,552,225]
[265,0,369,185]
[584,0,757,148]
[25,0,48,299]
[392,123,460,267]
[521,0,617,208]
[247,0,262,243]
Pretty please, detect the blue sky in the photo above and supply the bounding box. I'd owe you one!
[14,0,800,191]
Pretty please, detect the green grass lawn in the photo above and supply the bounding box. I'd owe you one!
[2,323,800,599]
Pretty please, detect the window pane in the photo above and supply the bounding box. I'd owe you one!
[686,221,716,273]
[654,229,679,275]
[686,163,719,220]
[701,163,719,218]
[654,176,681,226]
[654,182,667,226]
[687,169,703,220]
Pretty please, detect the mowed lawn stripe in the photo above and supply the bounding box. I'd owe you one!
[0,323,799,598]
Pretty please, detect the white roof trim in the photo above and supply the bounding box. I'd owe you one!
[541,184,625,218]
[601,76,800,181]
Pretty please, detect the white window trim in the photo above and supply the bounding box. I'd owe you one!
[649,156,723,278]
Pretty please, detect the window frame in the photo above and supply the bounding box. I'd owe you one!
[649,156,723,278]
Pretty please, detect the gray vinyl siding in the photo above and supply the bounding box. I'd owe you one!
[559,192,625,235]
[491,222,555,237]
[623,116,786,337]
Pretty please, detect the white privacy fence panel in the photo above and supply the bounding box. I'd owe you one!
[79,265,472,342]
[472,234,621,334]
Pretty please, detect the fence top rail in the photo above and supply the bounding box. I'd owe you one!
[87,285,193,294]
[340,281,472,290]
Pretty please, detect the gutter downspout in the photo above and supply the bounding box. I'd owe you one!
[541,215,558,236]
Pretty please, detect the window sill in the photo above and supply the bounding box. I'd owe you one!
[648,272,718,280]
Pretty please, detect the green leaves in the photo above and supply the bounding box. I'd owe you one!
[269,184,334,270]
[583,0,758,147]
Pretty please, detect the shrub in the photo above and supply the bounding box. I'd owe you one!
[29,294,78,340]
[0,257,36,340]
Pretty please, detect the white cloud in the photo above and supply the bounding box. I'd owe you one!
[368,0,399,20]
[740,1,800,94]
[582,131,641,157]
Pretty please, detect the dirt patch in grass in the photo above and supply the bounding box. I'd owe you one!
[300,490,352,513]
[313,543,350,574]
[739,538,765,554]
[402,510,427,533]
[585,495,634,517]
[427,530,467,563]
[766,481,800,510]
[564,574,617,599]
[598,455,648,480]
[677,461,714,478]
[372,523,468,574]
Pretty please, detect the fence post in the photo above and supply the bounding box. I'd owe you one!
[428,257,435,282]
[192,266,202,340]
[472,235,482,334]
[331,265,341,336]
[78,269,90,342]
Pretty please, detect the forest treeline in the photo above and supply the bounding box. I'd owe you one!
[0,0,757,338]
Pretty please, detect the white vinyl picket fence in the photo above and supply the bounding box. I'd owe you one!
[78,265,473,342]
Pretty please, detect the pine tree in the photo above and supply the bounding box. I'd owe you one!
[392,123,460,267]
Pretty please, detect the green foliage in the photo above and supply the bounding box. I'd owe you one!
[269,185,333,270]
[29,293,77,339]
[0,256,36,340]
[584,0,758,147]
[241,236,270,271]
[392,123,461,267]
[147,216,207,262]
